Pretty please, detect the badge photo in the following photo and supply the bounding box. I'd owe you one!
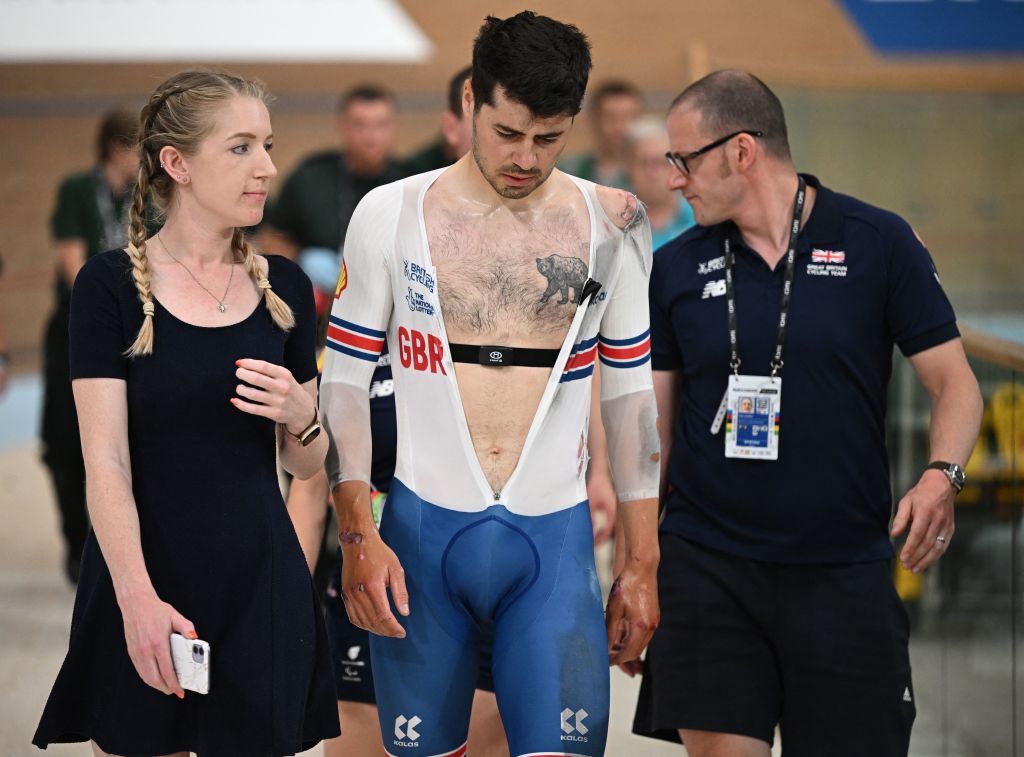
[724,374,781,461]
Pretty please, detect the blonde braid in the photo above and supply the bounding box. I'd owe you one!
[232,228,295,331]
[124,153,158,357]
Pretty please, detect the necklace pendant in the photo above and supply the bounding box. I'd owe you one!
[218,303,227,313]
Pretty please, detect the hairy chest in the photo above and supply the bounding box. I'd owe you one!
[426,207,591,340]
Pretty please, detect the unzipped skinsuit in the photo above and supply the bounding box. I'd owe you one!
[321,168,659,757]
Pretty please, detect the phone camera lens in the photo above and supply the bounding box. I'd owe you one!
[192,645,204,663]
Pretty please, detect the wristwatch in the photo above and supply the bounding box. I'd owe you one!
[284,408,322,447]
[926,460,966,494]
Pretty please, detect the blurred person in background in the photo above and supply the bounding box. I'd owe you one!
[633,69,983,757]
[626,116,696,251]
[259,84,404,295]
[401,66,473,176]
[0,252,8,396]
[42,110,138,584]
[560,79,642,190]
[33,69,338,756]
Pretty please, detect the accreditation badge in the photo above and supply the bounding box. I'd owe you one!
[724,374,781,460]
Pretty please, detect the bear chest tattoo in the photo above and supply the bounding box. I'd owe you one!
[429,210,590,338]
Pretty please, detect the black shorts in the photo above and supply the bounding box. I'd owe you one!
[633,534,916,756]
[324,548,495,703]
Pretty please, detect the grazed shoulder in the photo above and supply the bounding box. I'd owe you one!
[595,185,639,230]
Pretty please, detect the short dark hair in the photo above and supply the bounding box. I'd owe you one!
[97,109,139,162]
[589,80,642,112]
[337,84,396,114]
[471,11,592,118]
[447,66,472,117]
[670,70,791,160]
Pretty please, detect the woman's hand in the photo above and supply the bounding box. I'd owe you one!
[120,591,197,698]
[231,358,315,432]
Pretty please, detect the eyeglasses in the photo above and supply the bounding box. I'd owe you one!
[664,130,764,175]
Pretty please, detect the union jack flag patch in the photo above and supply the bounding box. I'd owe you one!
[811,249,845,264]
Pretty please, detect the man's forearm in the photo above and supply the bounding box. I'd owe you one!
[332,479,377,537]
[927,372,983,467]
[617,497,660,570]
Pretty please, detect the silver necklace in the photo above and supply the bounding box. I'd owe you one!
[157,235,236,313]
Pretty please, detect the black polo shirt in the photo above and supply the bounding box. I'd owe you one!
[263,150,404,252]
[650,175,959,564]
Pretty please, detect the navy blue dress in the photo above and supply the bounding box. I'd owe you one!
[34,250,340,756]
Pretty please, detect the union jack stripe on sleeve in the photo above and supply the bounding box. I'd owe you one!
[560,336,598,383]
[326,315,385,362]
[598,330,651,369]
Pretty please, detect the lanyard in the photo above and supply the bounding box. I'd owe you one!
[723,176,806,378]
[92,167,130,252]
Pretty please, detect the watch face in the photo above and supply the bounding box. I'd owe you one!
[942,464,965,491]
[300,424,322,447]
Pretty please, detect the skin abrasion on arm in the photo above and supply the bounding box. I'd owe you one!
[601,389,661,503]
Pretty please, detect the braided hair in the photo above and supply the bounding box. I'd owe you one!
[124,71,293,357]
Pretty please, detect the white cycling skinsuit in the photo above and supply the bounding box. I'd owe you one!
[321,168,658,757]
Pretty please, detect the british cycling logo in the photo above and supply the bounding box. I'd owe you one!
[561,707,589,743]
[403,258,435,293]
[394,714,421,747]
[406,287,435,315]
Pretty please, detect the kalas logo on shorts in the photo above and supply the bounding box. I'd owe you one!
[561,707,589,743]
[394,714,421,747]
[397,327,446,375]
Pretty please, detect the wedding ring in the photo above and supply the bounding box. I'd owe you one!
[936,535,947,544]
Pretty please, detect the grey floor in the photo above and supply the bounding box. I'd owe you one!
[0,378,956,756]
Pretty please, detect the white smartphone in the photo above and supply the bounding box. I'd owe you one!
[169,632,210,695]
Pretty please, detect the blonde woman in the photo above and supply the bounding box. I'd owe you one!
[33,71,339,756]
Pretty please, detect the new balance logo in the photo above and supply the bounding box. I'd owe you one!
[702,279,726,299]
[561,707,589,742]
[394,714,421,746]
[903,687,913,703]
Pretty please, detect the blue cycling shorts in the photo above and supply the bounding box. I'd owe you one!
[372,479,609,757]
